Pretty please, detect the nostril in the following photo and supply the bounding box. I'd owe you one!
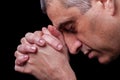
[76,47,81,54]
[69,46,81,54]
[68,47,76,54]
[75,41,82,54]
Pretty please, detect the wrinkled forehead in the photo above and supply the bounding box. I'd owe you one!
[40,0,82,27]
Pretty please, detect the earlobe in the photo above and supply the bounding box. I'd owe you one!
[101,0,115,15]
[91,0,115,15]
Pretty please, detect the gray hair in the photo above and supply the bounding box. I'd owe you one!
[40,0,91,14]
[40,0,47,13]
[63,0,91,13]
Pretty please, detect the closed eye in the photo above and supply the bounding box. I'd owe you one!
[64,23,75,33]
[59,21,77,33]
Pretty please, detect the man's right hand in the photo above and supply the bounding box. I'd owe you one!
[14,26,77,80]
[14,25,66,66]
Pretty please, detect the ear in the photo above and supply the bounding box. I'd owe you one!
[100,0,115,16]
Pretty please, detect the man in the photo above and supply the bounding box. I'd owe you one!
[14,0,120,80]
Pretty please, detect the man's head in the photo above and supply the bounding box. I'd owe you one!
[40,0,120,64]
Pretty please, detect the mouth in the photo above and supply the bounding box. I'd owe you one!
[80,44,93,55]
[80,43,100,59]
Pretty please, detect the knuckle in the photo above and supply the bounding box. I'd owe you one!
[25,32,33,39]
[28,59,34,65]
[14,51,18,57]
[20,37,25,43]
[25,33,34,43]
[25,32,32,36]
[17,44,28,53]
[17,45,21,50]
[34,31,43,36]
[34,30,41,34]
[17,44,25,51]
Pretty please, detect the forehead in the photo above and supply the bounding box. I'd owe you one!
[46,0,82,27]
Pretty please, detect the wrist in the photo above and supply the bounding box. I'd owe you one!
[58,62,76,80]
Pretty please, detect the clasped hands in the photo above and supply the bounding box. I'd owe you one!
[14,25,76,80]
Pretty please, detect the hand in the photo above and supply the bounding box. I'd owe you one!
[14,31,44,66]
[14,26,76,80]
[15,42,76,80]
[14,25,65,65]
[25,25,65,50]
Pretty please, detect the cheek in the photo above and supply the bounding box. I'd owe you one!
[76,19,119,52]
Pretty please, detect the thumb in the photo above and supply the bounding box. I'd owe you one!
[48,25,65,44]
[48,25,69,60]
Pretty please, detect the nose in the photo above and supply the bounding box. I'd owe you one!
[65,40,82,54]
[63,33,82,54]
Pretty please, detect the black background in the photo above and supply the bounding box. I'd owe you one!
[2,0,120,80]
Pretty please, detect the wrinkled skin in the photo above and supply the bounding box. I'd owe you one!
[46,0,120,64]
[15,26,76,80]
[15,42,74,80]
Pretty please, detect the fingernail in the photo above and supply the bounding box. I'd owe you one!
[24,55,28,58]
[57,44,63,50]
[39,39,45,45]
[31,46,36,50]
[23,55,29,60]
[42,27,47,31]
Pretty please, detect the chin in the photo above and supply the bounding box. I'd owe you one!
[98,57,112,64]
